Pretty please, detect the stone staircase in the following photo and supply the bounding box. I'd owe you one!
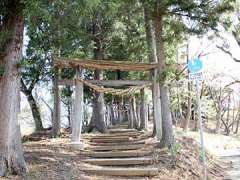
[80,127,159,178]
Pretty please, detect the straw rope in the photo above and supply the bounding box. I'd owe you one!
[54,57,159,71]
[76,79,151,96]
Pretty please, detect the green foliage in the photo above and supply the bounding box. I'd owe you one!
[19,0,237,113]
[171,142,181,159]
[159,66,176,83]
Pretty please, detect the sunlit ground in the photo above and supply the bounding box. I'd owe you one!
[176,129,240,156]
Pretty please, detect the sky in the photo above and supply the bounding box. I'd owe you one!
[188,34,240,86]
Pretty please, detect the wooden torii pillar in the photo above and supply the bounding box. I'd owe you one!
[71,66,84,143]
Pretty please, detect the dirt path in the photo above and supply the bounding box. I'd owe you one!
[6,127,227,179]
[181,131,240,179]
[220,150,240,180]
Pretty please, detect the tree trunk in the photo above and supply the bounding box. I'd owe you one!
[140,89,148,130]
[67,101,72,128]
[193,107,198,131]
[182,43,192,131]
[40,97,54,126]
[133,97,139,129]
[154,1,173,148]
[65,85,72,129]
[110,104,117,125]
[89,71,106,133]
[128,102,134,128]
[89,21,106,133]
[27,92,43,130]
[225,95,231,134]
[20,79,43,131]
[118,101,124,123]
[0,10,26,176]
[183,82,192,131]
[215,103,222,134]
[53,67,61,137]
[136,98,141,128]
[235,111,240,134]
[143,2,161,137]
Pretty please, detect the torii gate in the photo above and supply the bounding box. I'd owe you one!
[53,57,162,145]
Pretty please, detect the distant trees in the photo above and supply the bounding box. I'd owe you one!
[20,27,51,131]
[207,78,240,135]
[215,1,239,61]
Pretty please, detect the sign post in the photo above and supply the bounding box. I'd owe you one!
[188,58,207,180]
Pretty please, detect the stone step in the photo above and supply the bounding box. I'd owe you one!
[88,140,146,146]
[82,157,153,166]
[90,137,130,143]
[85,133,141,139]
[82,167,158,177]
[107,129,138,134]
[82,150,152,158]
[87,144,143,151]
[84,134,132,139]
[108,125,129,129]
[88,136,149,144]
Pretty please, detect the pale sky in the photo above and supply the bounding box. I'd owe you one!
[188,34,240,86]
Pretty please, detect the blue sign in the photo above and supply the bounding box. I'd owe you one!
[187,58,203,73]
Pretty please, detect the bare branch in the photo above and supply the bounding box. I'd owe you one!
[216,45,240,62]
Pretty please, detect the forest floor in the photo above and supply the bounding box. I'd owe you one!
[2,128,232,180]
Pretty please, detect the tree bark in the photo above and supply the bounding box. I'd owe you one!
[88,20,106,133]
[225,95,231,135]
[215,102,222,134]
[182,44,192,131]
[110,104,117,125]
[0,8,26,176]
[118,101,124,123]
[193,106,198,131]
[143,2,162,137]
[53,67,61,137]
[133,97,139,129]
[129,98,138,129]
[89,70,106,133]
[140,89,148,130]
[235,110,240,134]
[183,82,192,131]
[136,98,141,128]
[20,79,43,131]
[67,100,72,128]
[154,0,173,148]
[128,108,133,128]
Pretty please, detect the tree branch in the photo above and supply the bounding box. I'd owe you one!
[232,30,240,47]
[20,78,30,96]
[216,45,240,62]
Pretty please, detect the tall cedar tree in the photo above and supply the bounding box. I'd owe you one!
[142,0,234,148]
[0,0,26,176]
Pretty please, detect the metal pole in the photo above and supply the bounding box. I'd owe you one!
[196,80,207,180]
